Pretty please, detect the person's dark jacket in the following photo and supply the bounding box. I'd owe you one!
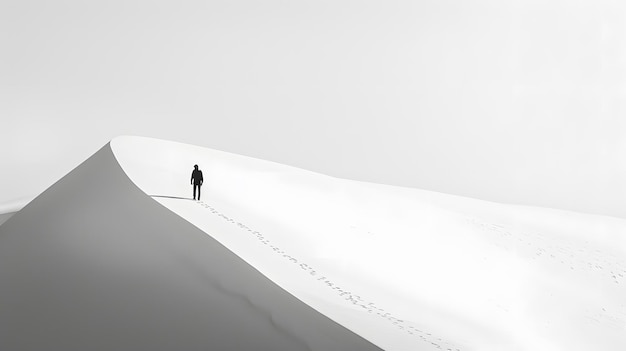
[191,170,203,185]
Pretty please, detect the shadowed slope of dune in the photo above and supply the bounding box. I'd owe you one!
[0,143,382,351]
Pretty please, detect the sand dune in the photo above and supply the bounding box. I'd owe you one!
[1,136,625,350]
[0,142,381,351]
[112,136,626,351]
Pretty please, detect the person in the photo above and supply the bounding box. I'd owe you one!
[191,164,203,200]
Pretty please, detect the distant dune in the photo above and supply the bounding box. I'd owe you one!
[1,136,625,351]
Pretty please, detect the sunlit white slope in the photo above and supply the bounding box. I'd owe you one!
[111,136,626,351]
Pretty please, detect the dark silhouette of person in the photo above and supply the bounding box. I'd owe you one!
[191,164,203,200]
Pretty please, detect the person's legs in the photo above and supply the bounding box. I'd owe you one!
[197,185,201,200]
[193,184,197,200]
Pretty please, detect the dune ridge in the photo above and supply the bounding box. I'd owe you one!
[0,143,382,351]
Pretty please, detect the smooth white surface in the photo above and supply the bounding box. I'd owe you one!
[112,136,626,351]
[2,0,626,218]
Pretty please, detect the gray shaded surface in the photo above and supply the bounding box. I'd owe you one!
[0,144,382,351]
[0,212,14,227]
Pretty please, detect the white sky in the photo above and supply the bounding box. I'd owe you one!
[1,0,625,218]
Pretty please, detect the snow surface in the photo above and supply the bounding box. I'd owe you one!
[111,136,626,351]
